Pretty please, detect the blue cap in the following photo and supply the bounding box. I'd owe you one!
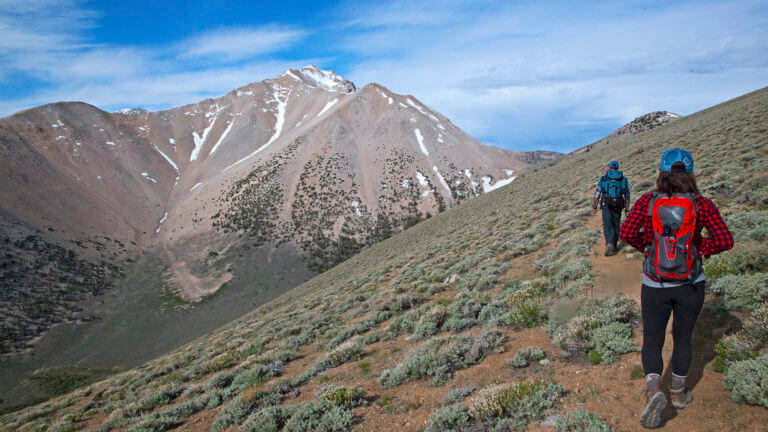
[660,148,694,173]
[608,161,619,169]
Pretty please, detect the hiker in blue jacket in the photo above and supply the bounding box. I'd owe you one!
[593,160,630,256]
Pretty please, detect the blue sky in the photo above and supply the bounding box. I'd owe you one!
[1,0,767,152]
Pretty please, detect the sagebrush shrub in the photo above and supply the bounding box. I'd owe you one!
[508,347,546,368]
[283,400,353,432]
[442,387,476,404]
[705,244,768,279]
[320,386,367,408]
[724,354,768,408]
[709,273,768,312]
[555,409,614,432]
[467,381,564,429]
[547,296,637,363]
[713,305,768,372]
[378,328,504,388]
[726,210,768,243]
[588,322,637,364]
[424,404,471,432]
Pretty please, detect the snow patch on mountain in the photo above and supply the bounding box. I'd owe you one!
[351,200,362,217]
[317,98,339,117]
[153,145,178,171]
[414,129,429,156]
[299,66,355,93]
[116,107,148,115]
[223,85,290,171]
[191,117,217,161]
[210,120,235,155]
[416,172,429,186]
[481,173,516,193]
[155,212,168,233]
[432,166,450,193]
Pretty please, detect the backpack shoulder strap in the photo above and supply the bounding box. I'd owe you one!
[647,191,660,217]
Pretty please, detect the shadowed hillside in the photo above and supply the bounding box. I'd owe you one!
[2,87,767,431]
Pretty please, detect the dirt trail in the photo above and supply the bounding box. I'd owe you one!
[582,213,768,431]
[587,212,644,299]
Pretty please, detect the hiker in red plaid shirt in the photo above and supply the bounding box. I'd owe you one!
[619,149,733,429]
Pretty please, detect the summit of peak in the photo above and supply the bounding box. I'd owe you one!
[290,65,356,93]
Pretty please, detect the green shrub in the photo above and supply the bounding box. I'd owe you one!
[726,210,768,243]
[211,391,281,432]
[206,371,234,390]
[467,381,564,429]
[229,363,282,392]
[450,249,494,274]
[315,339,365,371]
[506,285,548,328]
[320,386,367,408]
[709,273,768,311]
[241,406,291,432]
[547,296,638,362]
[411,321,439,341]
[723,355,768,407]
[713,305,768,372]
[555,409,614,432]
[588,322,637,364]
[442,387,476,405]
[705,244,768,279]
[283,399,353,432]
[424,404,470,432]
[378,328,504,388]
[507,347,546,368]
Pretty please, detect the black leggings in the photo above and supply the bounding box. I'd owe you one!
[641,281,705,376]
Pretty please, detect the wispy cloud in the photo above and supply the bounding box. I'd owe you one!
[340,0,768,150]
[179,26,307,61]
[0,0,309,115]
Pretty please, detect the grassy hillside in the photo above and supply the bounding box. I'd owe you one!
[2,86,767,431]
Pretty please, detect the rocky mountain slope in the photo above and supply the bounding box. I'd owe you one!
[0,67,560,402]
[2,83,765,429]
[572,110,680,156]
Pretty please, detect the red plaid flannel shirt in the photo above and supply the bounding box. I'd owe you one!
[619,192,734,258]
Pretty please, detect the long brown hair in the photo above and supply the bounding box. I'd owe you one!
[656,162,699,196]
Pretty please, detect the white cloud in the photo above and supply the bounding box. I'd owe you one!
[341,0,768,150]
[180,26,306,61]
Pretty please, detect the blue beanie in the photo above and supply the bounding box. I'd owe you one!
[608,161,619,169]
[660,149,694,173]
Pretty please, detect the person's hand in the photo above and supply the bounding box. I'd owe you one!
[592,206,597,215]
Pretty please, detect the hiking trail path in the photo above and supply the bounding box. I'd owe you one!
[561,213,768,431]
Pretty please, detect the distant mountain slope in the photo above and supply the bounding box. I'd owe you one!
[0,67,560,398]
[2,83,764,428]
[572,110,680,156]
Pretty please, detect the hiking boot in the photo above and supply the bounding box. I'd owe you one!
[605,245,616,256]
[640,388,666,429]
[669,386,693,409]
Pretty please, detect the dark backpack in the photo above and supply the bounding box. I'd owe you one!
[643,192,701,283]
[600,170,625,209]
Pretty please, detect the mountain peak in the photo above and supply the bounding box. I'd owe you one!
[115,107,149,115]
[281,65,356,93]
